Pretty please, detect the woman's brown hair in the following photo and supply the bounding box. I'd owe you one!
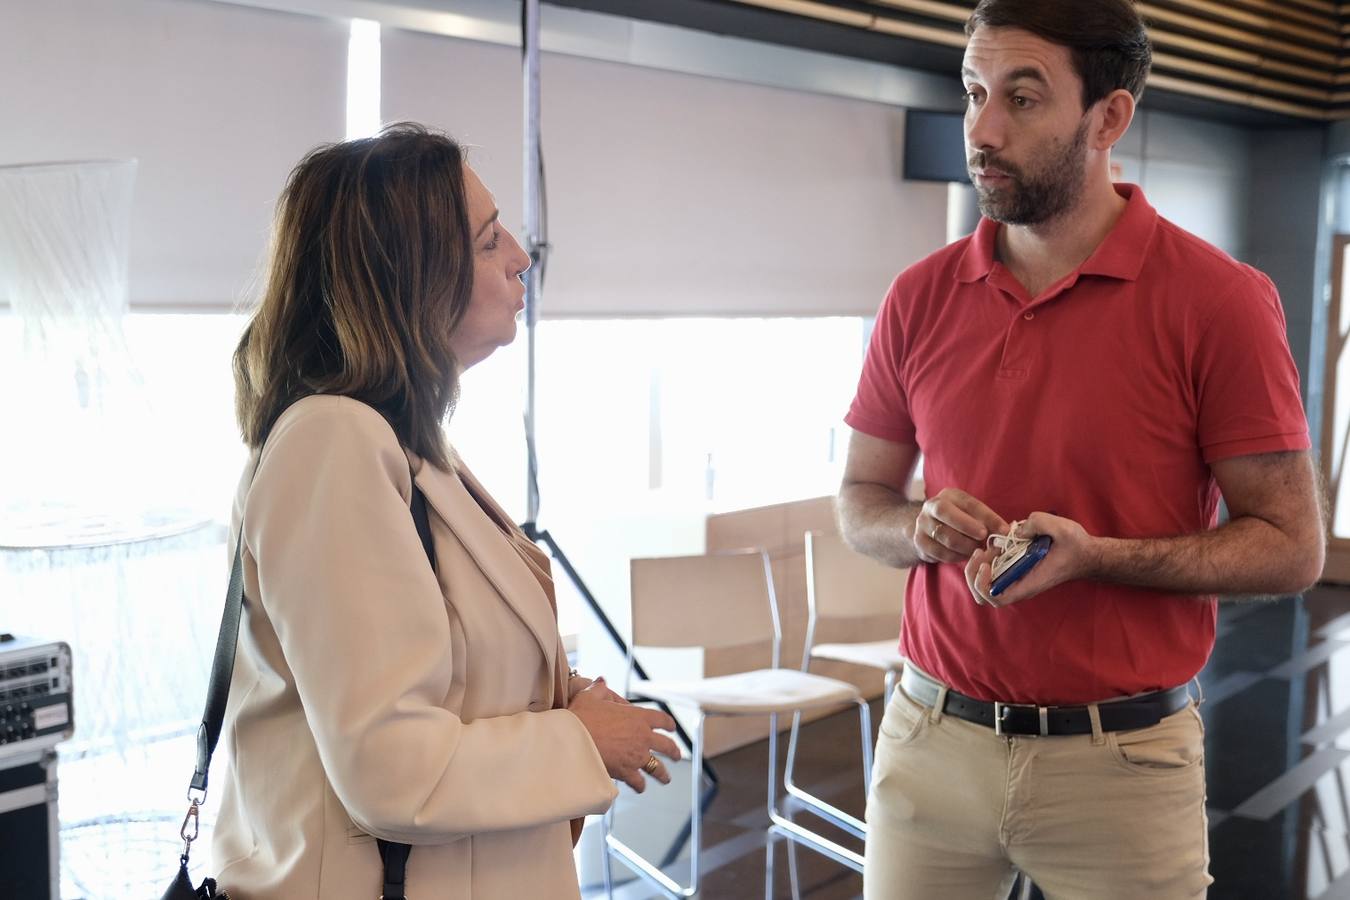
[233,122,472,469]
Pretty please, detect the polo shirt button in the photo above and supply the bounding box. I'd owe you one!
[1023,312,1035,320]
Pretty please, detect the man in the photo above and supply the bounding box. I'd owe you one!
[839,1,1324,897]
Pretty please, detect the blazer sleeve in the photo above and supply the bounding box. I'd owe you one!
[244,396,617,844]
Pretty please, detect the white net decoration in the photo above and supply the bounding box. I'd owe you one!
[0,161,225,897]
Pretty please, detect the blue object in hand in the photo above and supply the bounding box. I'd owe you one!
[990,535,1053,597]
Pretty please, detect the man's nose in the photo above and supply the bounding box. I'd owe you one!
[965,103,1004,155]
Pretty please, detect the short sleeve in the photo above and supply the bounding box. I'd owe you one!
[1193,270,1310,463]
[845,275,917,444]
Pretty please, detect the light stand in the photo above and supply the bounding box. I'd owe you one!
[515,0,715,787]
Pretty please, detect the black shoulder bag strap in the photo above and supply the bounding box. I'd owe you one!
[375,487,436,899]
[184,470,436,900]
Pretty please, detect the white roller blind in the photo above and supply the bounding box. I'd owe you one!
[382,28,948,318]
[0,0,349,309]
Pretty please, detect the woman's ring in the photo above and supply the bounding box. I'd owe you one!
[931,522,941,541]
[643,755,660,774]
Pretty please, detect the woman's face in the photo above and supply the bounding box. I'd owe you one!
[450,166,530,369]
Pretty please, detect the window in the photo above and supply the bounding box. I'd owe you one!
[0,310,868,893]
[453,317,870,637]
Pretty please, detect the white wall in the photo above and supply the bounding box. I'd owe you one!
[0,0,348,310]
[382,28,950,318]
[1114,110,1251,260]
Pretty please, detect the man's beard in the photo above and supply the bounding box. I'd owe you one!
[968,116,1090,226]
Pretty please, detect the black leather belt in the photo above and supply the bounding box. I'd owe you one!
[900,666,1191,737]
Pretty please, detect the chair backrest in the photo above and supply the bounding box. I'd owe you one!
[629,549,778,652]
[805,531,908,622]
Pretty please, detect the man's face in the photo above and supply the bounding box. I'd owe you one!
[961,25,1092,226]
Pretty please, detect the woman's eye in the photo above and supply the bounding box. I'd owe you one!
[483,228,499,252]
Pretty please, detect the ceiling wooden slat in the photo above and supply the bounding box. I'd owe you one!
[730,0,873,27]
[1145,72,1334,119]
[1138,4,1337,67]
[1150,30,1333,85]
[720,0,1348,120]
[869,15,970,48]
[871,0,968,24]
[1221,0,1337,32]
[1152,51,1333,103]
[1146,0,1339,50]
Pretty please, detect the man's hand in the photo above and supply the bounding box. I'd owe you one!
[965,512,1098,607]
[916,488,1010,565]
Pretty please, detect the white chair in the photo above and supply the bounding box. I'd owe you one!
[783,531,908,835]
[602,548,872,897]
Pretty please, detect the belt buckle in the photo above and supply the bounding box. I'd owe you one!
[993,702,1051,736]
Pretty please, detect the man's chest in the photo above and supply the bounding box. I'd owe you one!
[897,286,1206,521]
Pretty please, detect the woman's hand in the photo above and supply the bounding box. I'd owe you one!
[568,673,627,703]
[568,679,682,792]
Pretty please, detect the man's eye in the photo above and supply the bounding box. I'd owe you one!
[1012,96,1031,108]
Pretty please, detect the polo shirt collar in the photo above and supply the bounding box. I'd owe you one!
[955,183,1158,284]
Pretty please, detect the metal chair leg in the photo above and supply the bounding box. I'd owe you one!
[768,710,865,871]
[604,713,705,898]
[601,807,614,897]
[782,701,870,839]
[764,831,776,900]
[786,833,803,900]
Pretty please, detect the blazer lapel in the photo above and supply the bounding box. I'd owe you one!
[456,466,558,613]
[408,452,558,682]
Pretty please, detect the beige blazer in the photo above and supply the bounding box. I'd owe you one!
[212,395,617,899]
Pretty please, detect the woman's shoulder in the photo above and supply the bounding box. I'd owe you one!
[269,394,399,449]
[259,395,410,485]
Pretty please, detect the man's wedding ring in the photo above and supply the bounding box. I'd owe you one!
[643,755,660,774]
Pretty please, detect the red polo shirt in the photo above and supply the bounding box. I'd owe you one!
[846,184,1309,704]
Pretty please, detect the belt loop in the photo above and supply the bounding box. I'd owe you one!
[1087,703,1105,745]
[929,685,948,724]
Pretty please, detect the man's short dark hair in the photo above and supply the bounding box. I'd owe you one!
[966,0,1152,108]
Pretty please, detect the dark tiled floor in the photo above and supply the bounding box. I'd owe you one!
[588,587,1350,899]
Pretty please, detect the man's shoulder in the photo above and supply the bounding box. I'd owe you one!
[906,233,975,278]
[886,235,976,302]
[1148,215,1274,298]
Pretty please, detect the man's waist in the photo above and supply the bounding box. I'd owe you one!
[900,663,1191,736]
[901,579,1216,702]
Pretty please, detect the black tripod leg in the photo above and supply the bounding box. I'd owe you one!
[521,524,718,787]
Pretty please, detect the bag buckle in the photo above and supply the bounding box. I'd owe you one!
[180,798,201,857]
[993,701,1051,736]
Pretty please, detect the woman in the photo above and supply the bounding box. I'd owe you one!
[214,123,679,899]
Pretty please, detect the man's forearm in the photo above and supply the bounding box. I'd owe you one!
[1088,515,1322,598]
[838,482,924,569]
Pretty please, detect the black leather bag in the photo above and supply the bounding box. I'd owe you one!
[160,861,223,899]
[160,481,434,900]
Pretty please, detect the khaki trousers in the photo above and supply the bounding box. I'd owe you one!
[864,676,1212,900]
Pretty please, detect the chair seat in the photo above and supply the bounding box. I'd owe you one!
[811,640,905,672]
[631,668,861,715]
